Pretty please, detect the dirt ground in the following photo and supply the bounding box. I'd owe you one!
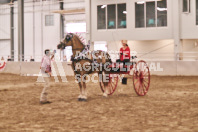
[0,73,197,132]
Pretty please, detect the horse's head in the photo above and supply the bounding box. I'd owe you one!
[57,33,74,50]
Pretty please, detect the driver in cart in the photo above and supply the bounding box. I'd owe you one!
[116,40,131,84]
[116,40,131,65]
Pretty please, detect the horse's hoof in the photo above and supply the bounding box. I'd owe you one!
[103,96,108,98]
[81,98,87,102]
[103,93,108,98]
[78,98,83,101]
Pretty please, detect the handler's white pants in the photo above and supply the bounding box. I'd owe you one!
[40,77,50,102]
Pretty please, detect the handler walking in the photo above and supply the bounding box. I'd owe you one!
[40,49,54,104]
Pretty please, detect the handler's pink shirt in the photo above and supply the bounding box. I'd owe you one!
[41,55,51,73]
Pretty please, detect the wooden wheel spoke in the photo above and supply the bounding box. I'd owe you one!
[102,74,118,95]
[140,84,144,94]
[108,85,112,93]
[143,78,148,86]
[134,79,139,86]
[134,71,139,77]
[143,68,146,74]
[133,60,150,96]
[143,83,148,92]
[143,70,148,76]
[143,74,149,79]
[138,84,141,93]
[100,72,118,95]
[111,77,118,92]
[110,83,114,92]
[111,81,116,87]
[143,79,148,84]
[138,83,143,94]
[143,81,149,90]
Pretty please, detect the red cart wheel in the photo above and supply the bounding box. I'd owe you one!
[99,72,118,95]
[133,60,150,96]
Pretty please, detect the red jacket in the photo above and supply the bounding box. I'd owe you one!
[120,46,130,61]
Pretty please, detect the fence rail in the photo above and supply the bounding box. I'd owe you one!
[0,52,198,62]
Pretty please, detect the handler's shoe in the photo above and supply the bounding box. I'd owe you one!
[40,101,52,104]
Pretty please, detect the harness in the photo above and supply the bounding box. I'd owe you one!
[72,45,90,61]
[69,39,98,75]
[66,34,109,75]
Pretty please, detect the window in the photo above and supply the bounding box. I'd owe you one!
[97,5,106,29]
[45,15,54,26]
[135,0,167,28]
[97,3,127,30]
[107,4,116,29]
[183,0,190,13]
[196,0,198,25]
[157,0,167,27]
[146,2,156,27]
[118,4,127,28]
[135,3,145,28]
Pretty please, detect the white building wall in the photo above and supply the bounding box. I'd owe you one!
[108,39,174,61]
[89,0,198,41]
[0,14,10,39]
[87,0,198,61]
[90,0,173,41]
[23,2,61,61]
[0,5,10,59]
[0,0,85,61]
[14,9,18,60]
[34,11,42,60]
[24,12,33,61]
[181,0,198,39]
[0,40,10,58]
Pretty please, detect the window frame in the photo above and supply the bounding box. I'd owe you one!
[117,3,127,29]
[45,15,54,26]
[196,0,198,25]
[107,4,117,29]
[135,2,145,28]
[97,5,107,30]
[183,0,190,13]
[135,0,168,28]
[97,3,127,30]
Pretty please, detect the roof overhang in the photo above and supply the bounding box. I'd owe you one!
[52,8,85,15]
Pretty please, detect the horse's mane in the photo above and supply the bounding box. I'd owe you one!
[75,33,86,46]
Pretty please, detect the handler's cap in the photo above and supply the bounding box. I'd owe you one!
[121,40,128,44]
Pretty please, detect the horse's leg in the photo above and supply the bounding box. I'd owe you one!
[77,81,83,101]
[75,73,83,101]
[103,82,109,97]
[81,75,87,101]
[102,72,109,97]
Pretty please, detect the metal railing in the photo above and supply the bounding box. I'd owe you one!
[176,52,198,61]
[0,52,198,62]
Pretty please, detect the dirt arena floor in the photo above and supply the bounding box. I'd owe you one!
[0,73,197,132]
